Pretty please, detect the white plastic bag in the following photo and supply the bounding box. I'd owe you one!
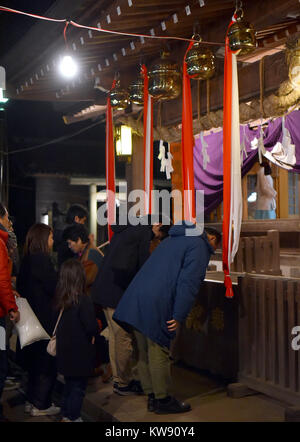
[14,297,50,349]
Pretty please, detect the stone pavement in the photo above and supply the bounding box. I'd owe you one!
[2,363,287,422]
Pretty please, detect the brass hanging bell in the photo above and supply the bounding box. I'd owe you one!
[129,70,144,105]
[228,9,257,55]
[148,51,181,101]
[110,79,130,110]
[186,35,216,80]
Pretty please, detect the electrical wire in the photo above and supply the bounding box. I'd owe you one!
[4,119,103,155]
[0,5,225,47]
[63,21,70,49]
[0,6,66,22]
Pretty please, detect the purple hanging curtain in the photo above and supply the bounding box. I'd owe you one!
[194,110,300,215]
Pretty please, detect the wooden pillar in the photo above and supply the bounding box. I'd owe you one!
[125,133,144,214]
[89,183,97,243]
[278,167,289,218]
[242,175,248,221]
[130,134,144,193]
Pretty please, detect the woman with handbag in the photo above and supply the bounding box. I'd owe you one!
[17,223,60,417]
[54,259,99,422]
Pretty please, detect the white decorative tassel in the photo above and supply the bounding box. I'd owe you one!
[158,140,167,172]
[158,140,173,179]
[165,144,174,179]
[240,125,248,163]
[257,124,266,164]
[281,116,296,165]
[200,132,210,170]
[264,117,296,169]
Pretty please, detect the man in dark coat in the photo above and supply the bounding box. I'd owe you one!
[113,223,221,414]
[91,215,171,396]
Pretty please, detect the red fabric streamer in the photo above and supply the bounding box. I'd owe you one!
[142,65,153,215]
[181,42,196,222]
[105,81,116,240]
[222,17,237,299]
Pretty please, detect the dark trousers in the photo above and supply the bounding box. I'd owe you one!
[23,340,57,410]
[0,317,8,417]
[62,377,88,421]
[27,370,57,410]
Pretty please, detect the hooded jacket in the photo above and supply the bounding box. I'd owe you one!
[113,223,214,349]
[91,221,154,309]
[0,229,18,318]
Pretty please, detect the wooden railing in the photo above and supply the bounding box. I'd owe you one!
[238,274,300,405]
[232,230,281,275]
[207,219,300,248]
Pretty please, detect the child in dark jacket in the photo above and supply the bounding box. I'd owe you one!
[55,259,99,422]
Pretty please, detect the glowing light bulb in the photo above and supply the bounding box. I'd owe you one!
[0,88,8,103]
[59,55,78,78]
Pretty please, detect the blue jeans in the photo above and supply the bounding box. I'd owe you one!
[254,209,276,220]
[0,317,8,418]
[62,377,88,421]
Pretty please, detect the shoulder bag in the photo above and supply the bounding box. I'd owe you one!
[47,309,63,357]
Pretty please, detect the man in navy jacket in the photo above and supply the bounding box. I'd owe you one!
[113,222,221,414]
[92,214,171,396]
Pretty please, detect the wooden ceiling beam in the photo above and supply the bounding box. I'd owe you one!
[80,0,232,89]
[6,0,299,102]
[9,0,233,99]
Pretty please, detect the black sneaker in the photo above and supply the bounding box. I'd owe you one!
[147,394,156,412]
[113,380,144,396]
[155,396,191,414]
[113,382,120,394]
[128,380,144,395]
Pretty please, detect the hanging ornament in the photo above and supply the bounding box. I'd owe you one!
[142,64,154,215]
[129,68,144,105]
[110,78,130,110]
[227,4,257,55]
[165,149,174,179]
[250,123,265,162]
[200,132,210,170]
[106,80,116,240]
[148,51,181,101]
[240,125,249,163]
[158,140,167,172]
[257,124,266,163]
[264,117,296,169]
[158,140,173,179]
[185,35,216,80]
[281,117,296,165]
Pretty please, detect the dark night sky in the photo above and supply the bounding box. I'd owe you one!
[6,99,108,178]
